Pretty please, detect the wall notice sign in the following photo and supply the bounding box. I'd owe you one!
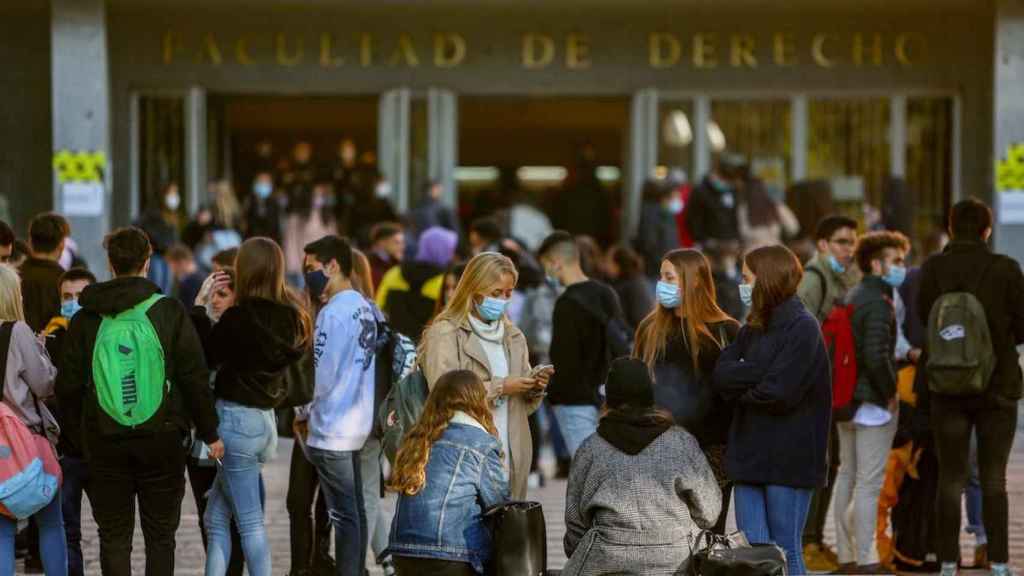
[999,191,1024,224]
[62,182,104,216]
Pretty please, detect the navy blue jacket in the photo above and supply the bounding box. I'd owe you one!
[712,297,832,489]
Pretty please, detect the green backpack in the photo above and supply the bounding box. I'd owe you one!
[925,280,996,396]
[91,294,170,430]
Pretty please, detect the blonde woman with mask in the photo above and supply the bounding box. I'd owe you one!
[419,252,551,499]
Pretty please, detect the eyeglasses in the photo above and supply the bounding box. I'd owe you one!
[829,238,856,247]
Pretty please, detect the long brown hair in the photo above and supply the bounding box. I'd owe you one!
[744,244,803,329]
[635,249,734,370]
[234,237,312,346]
[388,370,499,496]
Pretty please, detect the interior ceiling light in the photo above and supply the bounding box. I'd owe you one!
[708,121,727,153]
[455,166,499,182]
[517,166,568,182]
[663,109,693,147]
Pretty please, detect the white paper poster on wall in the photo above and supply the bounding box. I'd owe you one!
[998,191,1024,225]
[62,182,104,217]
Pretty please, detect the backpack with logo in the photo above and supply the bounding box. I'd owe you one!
[91,294,171,433]
[0,323,62,520]
[373,320,417,441]
[806,268,859,420]
[925,261,996,396]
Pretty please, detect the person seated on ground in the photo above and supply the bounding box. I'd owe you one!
[562,357,721,576]
[385,370,511,576]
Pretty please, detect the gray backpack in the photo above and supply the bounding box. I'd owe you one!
[925,262,996,396]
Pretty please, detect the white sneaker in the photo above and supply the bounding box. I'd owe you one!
[992,563,1015,576]
[939,562,959,576]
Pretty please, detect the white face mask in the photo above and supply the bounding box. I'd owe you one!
[375,182,392,199]
[165,193,181,211]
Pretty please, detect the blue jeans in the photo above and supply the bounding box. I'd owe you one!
[307,446,367,576]
[552,404,599,458]
[205,401,277,576]
[966,431,987,545]
[734,484,812,576]
[61,456,90,576]
[0,492,67,575]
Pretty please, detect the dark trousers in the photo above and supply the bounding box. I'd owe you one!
[287,441,332,572]
[932,393,1018,564]
[187,457,245,576]
[87,430,187,576]
[394,556,477,576]
[61,456,91,576]
[803,422,840,545]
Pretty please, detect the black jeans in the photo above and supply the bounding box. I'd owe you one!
[61,456,91,576]
[287,441,332,572]
[932,393,1018,564]
[87,430,188,576]
[803,422,840,545]
[187,457,245,576]
[394,556,477,576]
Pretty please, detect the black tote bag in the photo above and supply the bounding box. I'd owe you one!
[484,501,547,576]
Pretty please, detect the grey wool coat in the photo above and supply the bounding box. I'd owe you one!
[562,427,722,576]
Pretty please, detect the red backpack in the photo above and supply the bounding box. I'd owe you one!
[821,304,858,419]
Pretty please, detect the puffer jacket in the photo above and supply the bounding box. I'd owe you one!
[848,275,898,408]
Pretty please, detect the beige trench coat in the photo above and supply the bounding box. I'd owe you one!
[420,316,542,499]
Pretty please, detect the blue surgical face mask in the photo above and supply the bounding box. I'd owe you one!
[667,198,684,215]
[656,280,681,309]
[60,299,82,320]
[828,254,846,274]
[253,181,273,200]
[476,296,509,322]
[739,283,754,307]
[305,269,329,303]
[883,264,907,288]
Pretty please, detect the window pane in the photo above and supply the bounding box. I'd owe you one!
[906,97,953,239]
[808,99,891,211]
[712,100,791,199]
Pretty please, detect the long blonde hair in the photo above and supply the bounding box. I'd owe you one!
[634,249,734,370]
[425,252,517,336]
[0,265,25,323]
[388,370,498,496]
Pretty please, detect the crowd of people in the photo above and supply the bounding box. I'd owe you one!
[0,147,1021,576]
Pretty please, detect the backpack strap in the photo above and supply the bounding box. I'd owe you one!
[805,266,829,320]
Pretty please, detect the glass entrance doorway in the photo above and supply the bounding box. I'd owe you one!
[457,96,629,246]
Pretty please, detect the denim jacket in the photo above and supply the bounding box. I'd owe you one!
[386,418,510,573]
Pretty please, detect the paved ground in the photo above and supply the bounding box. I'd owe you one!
[33,408,1024,575]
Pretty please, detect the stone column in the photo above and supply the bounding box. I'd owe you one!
[51,0,111,275]
[994,0,1024,263]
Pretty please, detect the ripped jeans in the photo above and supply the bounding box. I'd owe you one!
[307,447,367,576]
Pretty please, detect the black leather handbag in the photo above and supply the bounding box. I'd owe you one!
[484,501,547,576]
[689,530,787,576]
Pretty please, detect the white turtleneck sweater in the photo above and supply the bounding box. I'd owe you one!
[469,314,510,468]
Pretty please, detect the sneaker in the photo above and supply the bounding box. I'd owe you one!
[380,556,397,576]
[991,563,1015,576]
[974,543,990,569]
[939,561,959,576]
[804,543,840,572]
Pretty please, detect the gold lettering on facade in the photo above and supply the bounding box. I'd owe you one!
[649,33,681,68]
[522,34,555,69]
[235,37,254,65]
[811,34,836,68]
[197,34,223,65]
[162,31,184,64]
[730,35,757,68]
[853,33,883,67]
[693,34,718,69]
[320,34,344,67]
[894,33,924,67]
[389,34,420,67]
[566,33,591,69]
[359,34,373,67]
[275,34,303,66]
[773,33,797,66]
[434,33,466,68]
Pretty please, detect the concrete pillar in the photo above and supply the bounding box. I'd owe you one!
[379,89,411,214]
[890,95,907,178]
[791,94,808,183]
[994,0,1024,263]
[624,88,658,240]
[51,0,110,275]
[186,86,208,214]
[428,88,459,209]
[694,96,712,178]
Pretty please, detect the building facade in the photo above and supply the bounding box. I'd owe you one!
[3,0,1023,272]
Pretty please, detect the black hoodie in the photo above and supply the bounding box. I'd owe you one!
[56,277,220,454]
[193,298,306,409]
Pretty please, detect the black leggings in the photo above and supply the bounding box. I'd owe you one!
[394,556,477,576]
[932,393,1018,564]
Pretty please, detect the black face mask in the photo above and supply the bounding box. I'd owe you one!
[305,269,329,303]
